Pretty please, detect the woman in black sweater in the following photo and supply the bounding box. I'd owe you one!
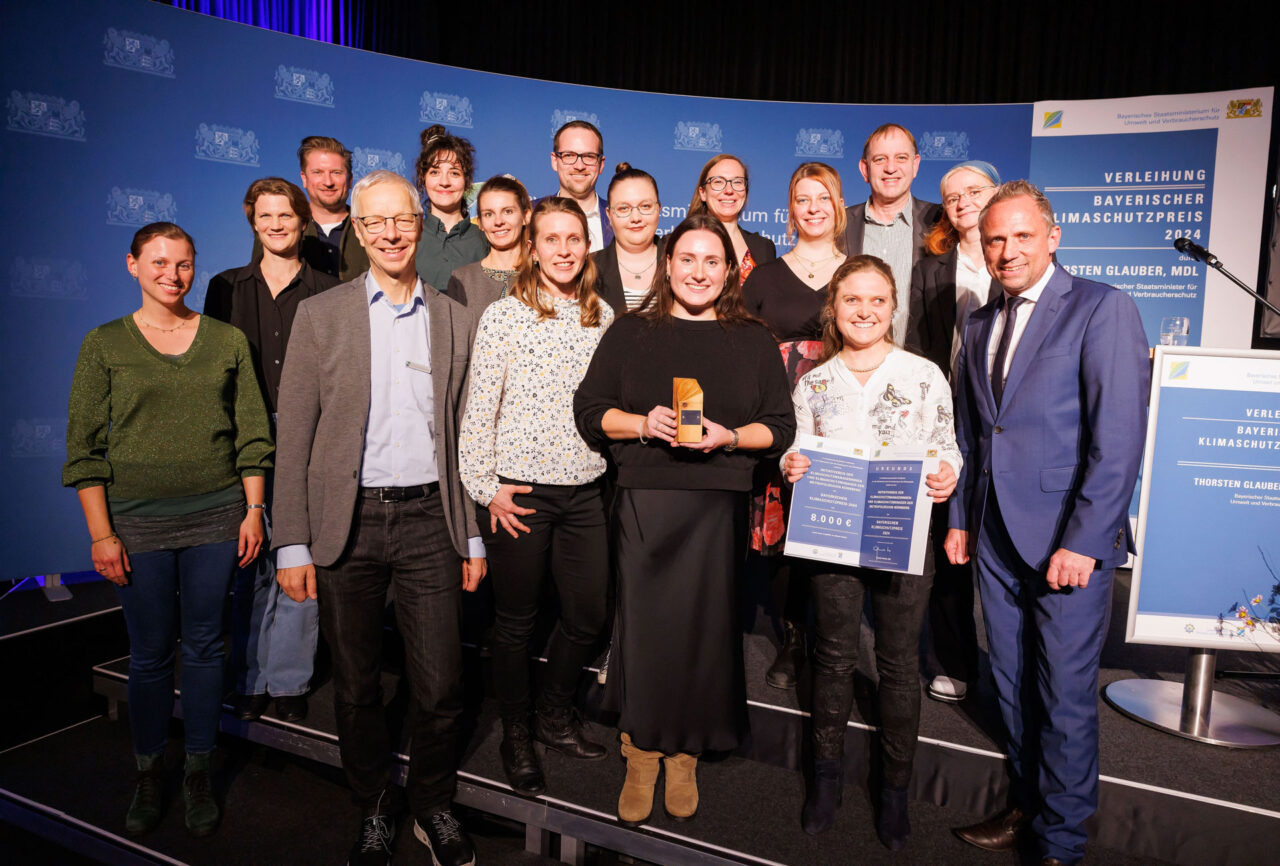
[574,214,794,827]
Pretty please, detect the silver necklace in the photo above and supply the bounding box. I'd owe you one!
[618,257,656,281]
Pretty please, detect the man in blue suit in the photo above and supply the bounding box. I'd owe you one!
[944,180,1149,866]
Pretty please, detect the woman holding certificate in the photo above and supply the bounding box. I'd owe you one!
[574,213,794,827]
[782,255,961,849]
[460,197,613,799]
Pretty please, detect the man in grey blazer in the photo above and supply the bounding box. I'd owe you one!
[273,169,483,866]
[843,123,944,344]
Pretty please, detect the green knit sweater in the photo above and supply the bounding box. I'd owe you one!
[62,315,274,502]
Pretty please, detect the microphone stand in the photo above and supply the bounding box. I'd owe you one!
[1177,238,1280,318]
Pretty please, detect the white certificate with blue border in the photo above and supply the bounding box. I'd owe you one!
[783,434,939,575]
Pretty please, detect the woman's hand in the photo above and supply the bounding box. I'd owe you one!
[680,417,735,452]
[925,461,958,503]
[237,508,265,567]
[643,405,678,444]
[489,483,536,538]
[783,451,811,484]
[92,535,130,586]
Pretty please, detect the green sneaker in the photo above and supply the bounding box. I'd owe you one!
[182,751,220,837]
[125,752,165,836]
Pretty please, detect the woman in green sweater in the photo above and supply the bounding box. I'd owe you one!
[63,222,273,838]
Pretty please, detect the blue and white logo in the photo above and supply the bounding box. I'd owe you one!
[106,187,177,226]
[918,130,970,160]
[103,28,175,77]
[10,257,89,299]
[419,91,473,128]
[11,418,64,459]
[195,123,260,166]
[795,128,844,159]
[674,121,722,152]
[274,66,334,107]
[6,91,86,141]
[351,147,408,182]
[550,109,600,140]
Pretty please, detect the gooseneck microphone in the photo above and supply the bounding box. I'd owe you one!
[1173,237,1220,268]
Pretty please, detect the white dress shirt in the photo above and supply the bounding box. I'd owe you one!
[987,263,1056,385]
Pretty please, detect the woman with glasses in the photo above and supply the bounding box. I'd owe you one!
[689,153,775,280]
[64,222,273,838]
[594,163,664,314]
[413,124,488,295]
[741,162,847,690]
[906,160,1001,706]
[448,174,532,311]
[460,197,613,799]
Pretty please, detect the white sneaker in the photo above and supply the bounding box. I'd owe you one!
[928,675,968,702]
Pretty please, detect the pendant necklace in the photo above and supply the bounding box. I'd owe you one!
[792,249,841,280]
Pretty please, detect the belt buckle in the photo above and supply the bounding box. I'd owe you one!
[377,487,396,503]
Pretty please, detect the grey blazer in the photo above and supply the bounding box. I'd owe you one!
[843,197,943,267]
[271,274,481,565]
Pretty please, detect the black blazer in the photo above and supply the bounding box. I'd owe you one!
[906,248,1000,379]
[843,197,943,267]
[592,236,665,315]
[742,229,778,268]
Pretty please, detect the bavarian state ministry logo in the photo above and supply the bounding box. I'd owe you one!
[795,128,844,158]
[918,131,970,160]
[275,66,334,107]
[419,91,473,128]
[550,109,599,139]
[103,28,175,77]
[1226,99,1262,119]
[195,123,260,166]
[352,147,408,181]
[674,122,723,152]
[6,91,85,141]
[107,187,177,226]
[10,257,89,299]
[11,418,64,459]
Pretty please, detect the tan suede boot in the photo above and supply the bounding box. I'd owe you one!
[617,732,662,826]
[663,752,699,821]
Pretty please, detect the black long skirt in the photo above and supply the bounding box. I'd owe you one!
[604,487,749,755]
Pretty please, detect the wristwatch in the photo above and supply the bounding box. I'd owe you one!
[724,427,740,452]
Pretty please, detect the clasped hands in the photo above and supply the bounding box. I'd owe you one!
[639,405,735,452]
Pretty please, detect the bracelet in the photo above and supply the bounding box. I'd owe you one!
[637,418,650,445]
[724,428,741,452]
[91,532,117,544]
[247,504,266,511]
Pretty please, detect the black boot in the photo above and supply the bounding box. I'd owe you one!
[125,752,165,836]
[500,721,546,797]
[766,621,805,689]
[534,704,606,760]
[877,784,911,850]
[801,758,843,835]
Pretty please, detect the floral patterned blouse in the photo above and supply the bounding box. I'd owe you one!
[459,291,614,505]
[786,349,963,477]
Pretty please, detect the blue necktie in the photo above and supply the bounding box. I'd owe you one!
[990,296,1025,409]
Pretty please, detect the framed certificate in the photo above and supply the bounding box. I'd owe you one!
[783,434,939,575]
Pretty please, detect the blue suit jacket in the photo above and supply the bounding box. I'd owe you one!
[948,266,1150,571]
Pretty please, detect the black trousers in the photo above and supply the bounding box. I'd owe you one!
[926,501,979,683]
[316,489,463,819]
[482,479,609,724]
[809,543,933,790]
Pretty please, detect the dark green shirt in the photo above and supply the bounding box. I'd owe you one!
[63,315,273,504]
[414,214,488,295]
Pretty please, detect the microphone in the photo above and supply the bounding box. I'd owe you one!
[1173,237,1220,268]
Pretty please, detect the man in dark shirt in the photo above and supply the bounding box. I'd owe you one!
[208,176,340,724]
[252,135,369,281]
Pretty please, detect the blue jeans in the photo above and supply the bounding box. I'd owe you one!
[116,539,238,755]
[230,507,318,697]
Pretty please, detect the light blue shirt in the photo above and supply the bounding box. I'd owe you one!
[277,273,483,569]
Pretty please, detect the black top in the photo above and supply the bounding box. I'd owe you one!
[741,258,825,342]
[592,236,665,316]
[574,315,794,491]
[742,229,778,268]
[204,260,340,413]
[906,248,1001,381]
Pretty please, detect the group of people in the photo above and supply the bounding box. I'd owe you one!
[63,119,1150,866]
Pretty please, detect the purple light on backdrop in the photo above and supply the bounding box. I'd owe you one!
[170,1,353,46]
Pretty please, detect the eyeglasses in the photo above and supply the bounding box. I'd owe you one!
[554,151,603,166]
[611,201,658,218]
[704,176,747,192]
[943,186,995,208]
[355,213,420,233]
